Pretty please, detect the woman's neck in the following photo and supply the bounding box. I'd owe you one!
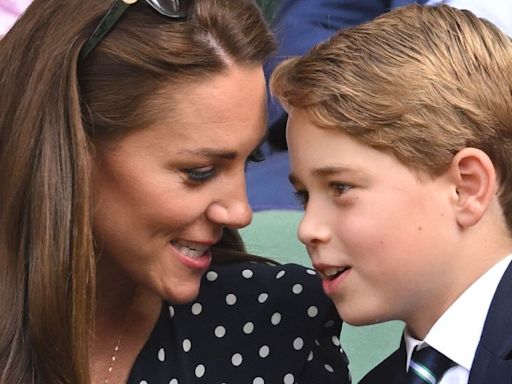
[91,254,162,384]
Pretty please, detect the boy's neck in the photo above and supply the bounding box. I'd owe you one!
[406,226,512,340]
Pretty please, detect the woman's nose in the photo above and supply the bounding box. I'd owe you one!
[206,177,253,229]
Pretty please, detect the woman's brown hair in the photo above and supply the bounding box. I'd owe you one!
[0,0,275,383]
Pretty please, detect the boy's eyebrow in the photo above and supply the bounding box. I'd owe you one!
[312,165,361,177]
[289,165,364,186]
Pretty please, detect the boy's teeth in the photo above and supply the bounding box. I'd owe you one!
[323,267,348,280]
[325,268,341,277]
[172,241,208,258]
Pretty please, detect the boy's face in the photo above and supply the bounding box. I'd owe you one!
[287,109,461,333]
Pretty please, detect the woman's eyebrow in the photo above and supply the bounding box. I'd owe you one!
[179,148,238,160]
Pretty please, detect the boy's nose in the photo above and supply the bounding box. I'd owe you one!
[297,203,331,246]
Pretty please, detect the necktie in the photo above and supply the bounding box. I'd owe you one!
[406,346,455,384]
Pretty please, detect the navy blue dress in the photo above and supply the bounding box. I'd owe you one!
[128,261,350,383]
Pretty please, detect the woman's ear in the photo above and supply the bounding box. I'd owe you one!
[449,148,496,228]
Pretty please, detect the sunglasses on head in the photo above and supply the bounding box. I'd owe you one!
[79,0,193,61]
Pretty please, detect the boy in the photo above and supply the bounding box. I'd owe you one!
[270,4,512,383]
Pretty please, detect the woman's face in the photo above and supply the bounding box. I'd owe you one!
[92,65,267,304]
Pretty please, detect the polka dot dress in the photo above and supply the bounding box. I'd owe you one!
[128,262,350,384]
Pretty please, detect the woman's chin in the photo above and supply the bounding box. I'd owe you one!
[161,281,202,305]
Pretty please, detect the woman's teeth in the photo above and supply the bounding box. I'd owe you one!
[172,241,208,258]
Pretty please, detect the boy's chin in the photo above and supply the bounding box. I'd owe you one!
[335,303,392,326]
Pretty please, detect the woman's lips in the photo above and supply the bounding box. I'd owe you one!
[170,240,213,269]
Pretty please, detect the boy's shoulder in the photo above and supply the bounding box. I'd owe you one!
[470,260,512,382]
[361,260,512,384]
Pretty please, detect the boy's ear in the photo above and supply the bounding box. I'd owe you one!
[449,148,496,228]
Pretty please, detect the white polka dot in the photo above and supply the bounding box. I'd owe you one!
[169,379,178,384]
[226,293,237,305]
[332,335,341,346]
[140,381,148,384]
[158,347,165,361]
[183,339,192,352]
[259,345,270,358]
[242,269,254,278]
[206,271,218,281]
[293,337,304,350]
[307,306,319,317]
[271,312,281,325]
[243,321,254,334]
[231,353,243,366]
[323,320,335,328]
[306,269,317,275]
[195,364,205,378]
[191,303,202,315]
[168,306,175,318]
[276,270,286,279]
[253,377,265,384]
[258,293,269,303]
[214,325,226,338]
[314,339,320,346]
[283,373,294,384]
[324,363,334,373]
[292,284,303,294]
[307,351,314,361]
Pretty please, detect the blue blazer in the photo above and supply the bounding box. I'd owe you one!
[265,0,427,149]
[359,261,512,384]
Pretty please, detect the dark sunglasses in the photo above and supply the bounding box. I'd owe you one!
[79,0,193,61]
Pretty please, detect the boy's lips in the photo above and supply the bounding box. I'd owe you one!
[313,262,352,296]
[313,262,352,281]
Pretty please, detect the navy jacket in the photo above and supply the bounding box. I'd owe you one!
[359,261,512,384]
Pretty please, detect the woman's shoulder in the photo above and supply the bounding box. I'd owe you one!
[136,261,348,383]
[191,261,336,325]
[207,260,318,283]
[204,261,326,301]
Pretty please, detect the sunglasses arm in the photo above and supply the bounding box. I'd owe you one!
[79,0,138,61]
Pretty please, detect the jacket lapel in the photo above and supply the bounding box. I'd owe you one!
[359,336,407,384]
[469,261,512,384]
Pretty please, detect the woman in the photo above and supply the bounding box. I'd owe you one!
[0,0,350,383]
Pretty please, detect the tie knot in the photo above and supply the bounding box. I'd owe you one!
[406,346,455,384]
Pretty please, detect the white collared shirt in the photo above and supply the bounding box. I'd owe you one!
[404,254,512,384]
[426,0,512,37]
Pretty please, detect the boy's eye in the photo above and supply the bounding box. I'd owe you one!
[330,182,352,196]
[293,189,309,207]
[183,167,216,184]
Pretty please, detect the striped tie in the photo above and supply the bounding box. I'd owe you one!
[406,346,455,384]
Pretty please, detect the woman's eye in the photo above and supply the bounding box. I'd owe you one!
[331,182,352,196]
[293,190,309,207]
[183,167,216,183]
[244,147,266,171]
[247,147,265,163]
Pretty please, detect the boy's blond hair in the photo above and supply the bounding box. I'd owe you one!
[271,4,512,229]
